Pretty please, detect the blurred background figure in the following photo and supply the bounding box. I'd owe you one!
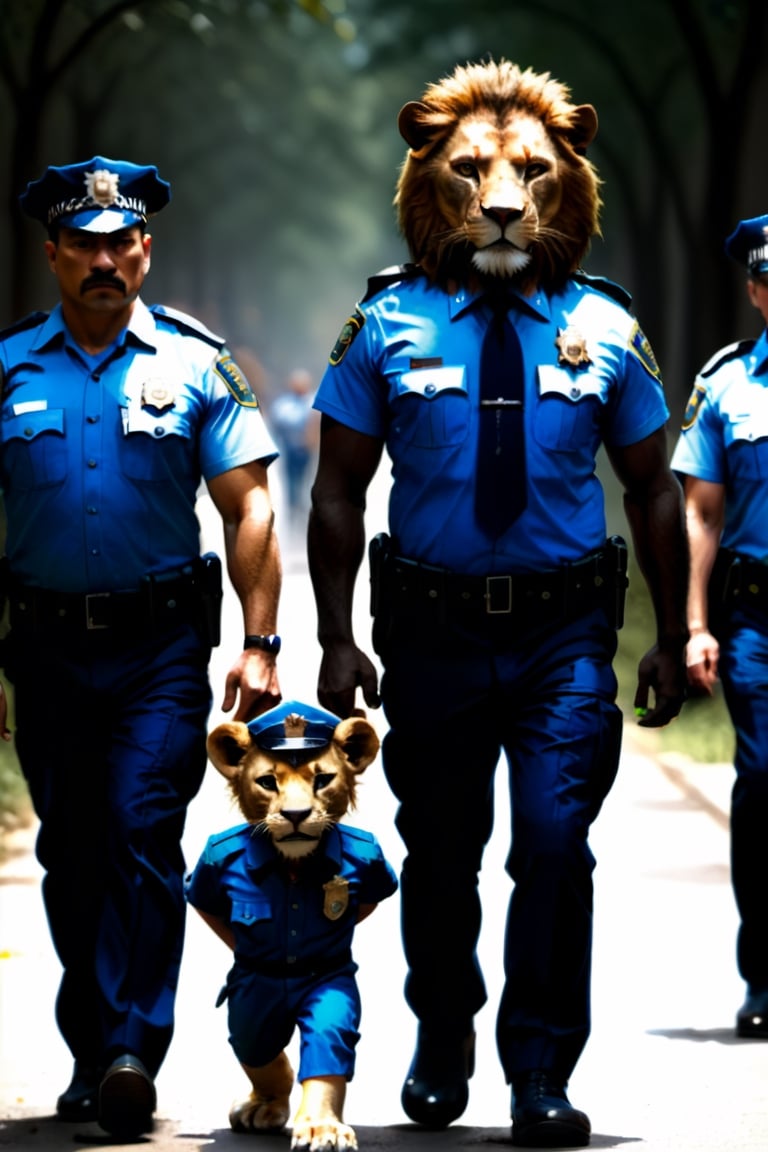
[269,368,320,538]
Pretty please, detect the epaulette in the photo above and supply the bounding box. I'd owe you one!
[0,311,49,341]
[699,338,755,378]
[338,824,375,846]
[361,263,423,303]
[204,823,251,863]
[572,271,632,310]
[149,303,224,348]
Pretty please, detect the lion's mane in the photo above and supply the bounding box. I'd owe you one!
[394,58,603,293]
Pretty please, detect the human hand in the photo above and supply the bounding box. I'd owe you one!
[317,642,381,719]
[222,649,281,722]
[634,640,688,728]
[684,629,720,697]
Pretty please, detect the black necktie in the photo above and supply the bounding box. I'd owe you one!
[475,299,527,536]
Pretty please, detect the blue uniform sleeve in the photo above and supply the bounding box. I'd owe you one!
[184,839,228,917]
[314,306,389,439]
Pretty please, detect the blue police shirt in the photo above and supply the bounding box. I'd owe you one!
[671,328,768,561]
[184,822,398,969]
[0,300,277,593]
[315,271,669,573]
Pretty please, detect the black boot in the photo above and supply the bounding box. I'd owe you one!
[56,1060,103,1122]
[401,1025,475,1128]
[511,1070,591,1148]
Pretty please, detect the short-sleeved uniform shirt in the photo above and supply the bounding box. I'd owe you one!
[671,329,768,561]
[0,300,277,593]
[185,820,398,969]
[315,270,669,574]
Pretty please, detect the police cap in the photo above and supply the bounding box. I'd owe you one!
[247,699,341,753]
[724,214,768,276]
[20,156,171,234]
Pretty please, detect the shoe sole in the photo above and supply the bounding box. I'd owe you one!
[512,1119,591,1148]
[99,1066,155,1137]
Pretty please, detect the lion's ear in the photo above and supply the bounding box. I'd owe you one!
[206,722,252,781]
[398,101,446,154]
[565,104,598,156]
[333,716,380,775]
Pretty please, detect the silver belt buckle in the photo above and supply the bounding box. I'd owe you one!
[85,592,111,630]
[485,575,512,614]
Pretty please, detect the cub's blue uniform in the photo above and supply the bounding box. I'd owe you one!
[0,301,277,1078]
[185,823,398,1078]
[671,328,768,990]
[315,268,669,1082]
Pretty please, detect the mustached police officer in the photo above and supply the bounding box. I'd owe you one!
[0,158,283,1137]
[672,214,768,1041]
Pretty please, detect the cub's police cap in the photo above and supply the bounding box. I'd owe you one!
[724,214,768,276]
[247,699,341,753]
[20,157,171,234]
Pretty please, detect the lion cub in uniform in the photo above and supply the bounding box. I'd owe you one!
[186,700,397,1151]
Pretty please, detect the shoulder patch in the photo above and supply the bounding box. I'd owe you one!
[361,262,422,303]
[699,338,755,379]
[329,306,365,367]
[681,381,707,430]
[0,311,49,342]
[627,321,662,383]
[149,303,224,349]
[214,351,260,407]
[572,271,632,310]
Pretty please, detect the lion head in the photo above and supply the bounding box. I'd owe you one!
[394,58,602,294]
[206,701,380,861]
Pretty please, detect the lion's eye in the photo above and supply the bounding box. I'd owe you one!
[454,161,478,180]
[314,773,335,792]
[525,161,549,181]
[256,774,278,792]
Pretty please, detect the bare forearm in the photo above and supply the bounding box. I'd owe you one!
[224,493,282,636]
[624,473,689,644]
[308,496,366,647]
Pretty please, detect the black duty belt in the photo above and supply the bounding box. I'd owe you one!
[8,567,201,638]
[231,949,354,980]
[712,549,768,611]
[390,548,615,617]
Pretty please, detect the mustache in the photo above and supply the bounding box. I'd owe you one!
[80,273,126,295]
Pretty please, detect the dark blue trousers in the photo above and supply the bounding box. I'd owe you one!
[715,604,768,990]
[379,605,622,1083]
[7,624,211,1078]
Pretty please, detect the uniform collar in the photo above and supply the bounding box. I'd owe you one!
[750,327,768,376]
[28,297,157,355]
[449,284,552,322]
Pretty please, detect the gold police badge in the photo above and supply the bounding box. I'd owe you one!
[555,326,592,368]
[323,875,350,921]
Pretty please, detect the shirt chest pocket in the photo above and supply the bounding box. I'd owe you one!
[391,366,469,448]
[120,405,193,482]
[0,408,67,490]
[725,413,768,479]
[533,366,604,452]
[230,896,274,951]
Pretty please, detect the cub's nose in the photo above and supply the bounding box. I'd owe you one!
[282,808,312,830]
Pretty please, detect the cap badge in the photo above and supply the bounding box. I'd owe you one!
[85,169,120,208]
[555,326,592,369]
[323,875,350,921]
[141,378,176,411]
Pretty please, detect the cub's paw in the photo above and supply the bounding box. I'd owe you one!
[229,1091,291,1133]
[290,1118,358,1150]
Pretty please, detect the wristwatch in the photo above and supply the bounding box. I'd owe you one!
[243,633,282,654]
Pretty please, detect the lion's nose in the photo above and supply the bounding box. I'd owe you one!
[282,808,312,829]
[481,205,523,228]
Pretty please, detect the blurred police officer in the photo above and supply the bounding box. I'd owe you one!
[307,65,689,1148]
[0,157,283,1136]
[672,214,768,1040]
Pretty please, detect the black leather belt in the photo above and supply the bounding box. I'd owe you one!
[390,548,612,616]
[8,568,200,638]
[231,949,353,980]
[712,549,768,610]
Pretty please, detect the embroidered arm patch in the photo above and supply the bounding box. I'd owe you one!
[329,306,365,366]
[628,321,662,383]
[681,381,707,430]
[214,353,259,407]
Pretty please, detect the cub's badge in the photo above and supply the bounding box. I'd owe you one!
[555,326,591,368]
[329,307,365,367]
[141,378,176,410]
[323,875,350,921]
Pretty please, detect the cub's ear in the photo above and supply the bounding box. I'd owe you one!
[206,722,252,781]
[334,716,380,775]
